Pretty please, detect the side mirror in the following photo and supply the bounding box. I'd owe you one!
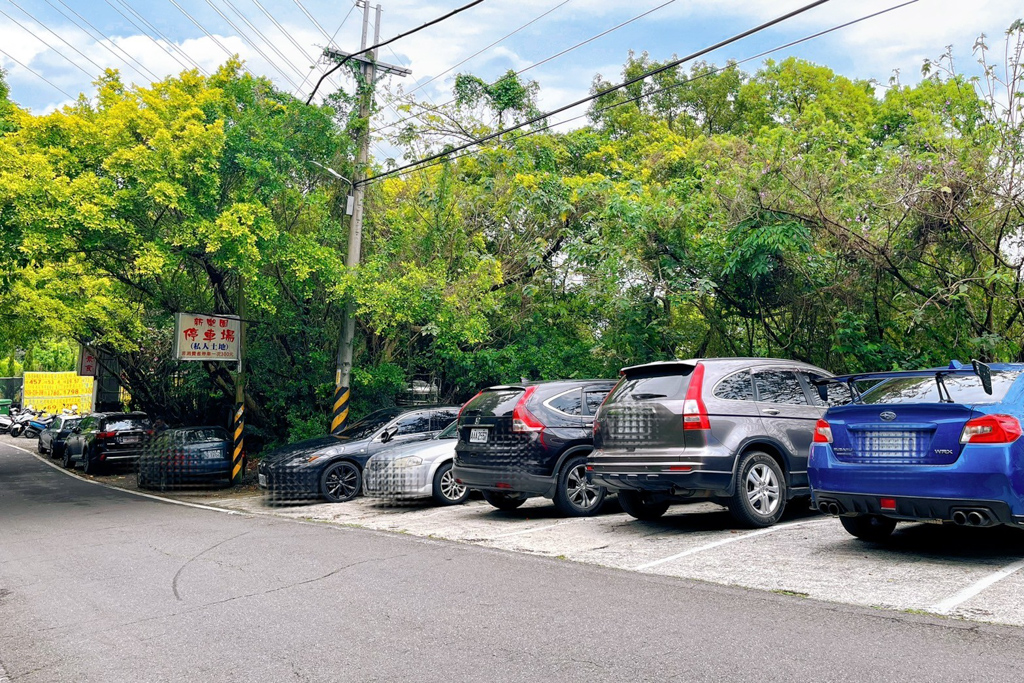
[380,426,398,443]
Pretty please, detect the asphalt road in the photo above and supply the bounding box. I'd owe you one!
[2,443,1024,682]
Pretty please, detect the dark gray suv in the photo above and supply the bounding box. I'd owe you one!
[589,358,841,527]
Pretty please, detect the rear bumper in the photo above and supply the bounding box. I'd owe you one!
[451,464,556,498]
[588,447,734,498]
[809,442,1024,517]
[812,490,1024,526]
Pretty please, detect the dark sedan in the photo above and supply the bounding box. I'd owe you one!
[63,412,151,474]
[38,414,82,459]
[137,427,232,490]
[258,406,460,503]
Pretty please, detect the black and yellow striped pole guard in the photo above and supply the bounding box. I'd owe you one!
[331,369,350,435]
[231,402,245,484]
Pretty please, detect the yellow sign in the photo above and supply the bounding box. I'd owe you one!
[22,372,94,414]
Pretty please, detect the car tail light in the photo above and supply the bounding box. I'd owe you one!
[813,419,833,443]
[960,414,1022,444]
[682,363,710,430]
[880,498,897,511]
[458,391,483,421]
[97,431,116,439]
[512,386,544,434]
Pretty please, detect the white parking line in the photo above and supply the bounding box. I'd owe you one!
[930,559,1024,615]
[488,519,582,540]
[634,519,831,571]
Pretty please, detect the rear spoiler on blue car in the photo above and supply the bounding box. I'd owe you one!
[810,359,993,404]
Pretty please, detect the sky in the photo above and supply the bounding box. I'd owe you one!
[0,0,1021,161]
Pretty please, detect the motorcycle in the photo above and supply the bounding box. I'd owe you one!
[0,409,15,434]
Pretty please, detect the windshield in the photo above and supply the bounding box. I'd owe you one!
[436,420,458,439]
[186,428,229,443]
[103,417,150,431]
[609,367,694,403]
[337,408,403,440]
[859,372,1022,405]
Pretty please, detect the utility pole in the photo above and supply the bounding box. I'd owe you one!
[325,1,410,435]
[231,273,246,484]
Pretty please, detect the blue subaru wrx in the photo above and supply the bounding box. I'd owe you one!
[808,360,1024,541]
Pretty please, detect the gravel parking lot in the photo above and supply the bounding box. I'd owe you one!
[9,432,1024,629]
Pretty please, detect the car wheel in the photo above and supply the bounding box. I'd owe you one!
[553,456,606,517]
[840,514,897,542]
[431,461,469,506]
[62,448,75,469]
[320,461,361,503]
[728,451,786,528]
[482,490,528,511]
[617,490,671,521]
[83,449,99,475]
[37,438,45,454]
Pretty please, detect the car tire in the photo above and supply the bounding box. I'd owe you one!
[840,514,897,542]
[553,455,606,517]
[82,449,99,475]
[431,461,469,506]
[728,451,786,528]
[62,449,75,469]
[37,439,45,454]
[482,490,528,511]
[617,490,671,521]
[320,461,361,503]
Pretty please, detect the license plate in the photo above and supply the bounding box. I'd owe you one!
[872,436,913,450]
[202,449,224,461]
[258,473,267,487]
[469,428,488,443]
[120,435,140,444]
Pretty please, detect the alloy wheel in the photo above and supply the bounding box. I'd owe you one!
[566,463,600,510]
[745,463,780,516]
[324,462,359,502]
[438,467,466,502]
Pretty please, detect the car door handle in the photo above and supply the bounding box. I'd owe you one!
[762,408,781,416]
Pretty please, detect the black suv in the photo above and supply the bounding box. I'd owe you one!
[63,412,152,474]
[589,358,838,527]
[453,380,616,516]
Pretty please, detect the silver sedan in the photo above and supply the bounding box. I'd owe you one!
[363,422,469,505]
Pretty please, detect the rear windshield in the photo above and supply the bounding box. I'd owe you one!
[102,417,150,431]
[608,367,694,403]
[462,389,524,418]
[186,428,228,443]
[860,372,1021,405]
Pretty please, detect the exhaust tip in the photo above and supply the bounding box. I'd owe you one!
[828,503,841,516]
[952,510,967,526]
[818,502,830,514]
[968,511,985,527]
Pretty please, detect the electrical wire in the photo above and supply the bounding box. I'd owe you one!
[293,0,358,96]
[402,0,572,99]
[5,0,109,77]
[109,0,208,75]
[245,0,342,91]
[374,0,677,134]
[207,0,303,89]
[166,0,251,73]
[358,0,833,185]
[43,0,160,83]
[0,6,94,78]
[305,0,487,105]
[0,47,75,100]
[364,0,919,185]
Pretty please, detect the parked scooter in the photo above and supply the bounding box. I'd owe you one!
[9,406,37,438]
[0,409,15,434]
[23,413,54,439]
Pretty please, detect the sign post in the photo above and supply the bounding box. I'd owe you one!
[172,310,245,485]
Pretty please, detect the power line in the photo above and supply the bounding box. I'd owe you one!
[44,0,160,83]
[294,1,358,96]
[5,0,109,77]
[244,0,342,91]
[364,0,919,185]
[0,7,95,79]
[402,0,572,99]
[305,0,486,105]
[375,0,677,135]
[166,0,251,73]
[358,0,832,186]
[204,0,302,89]
[0,48,76,100]
[113,0,209,75]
